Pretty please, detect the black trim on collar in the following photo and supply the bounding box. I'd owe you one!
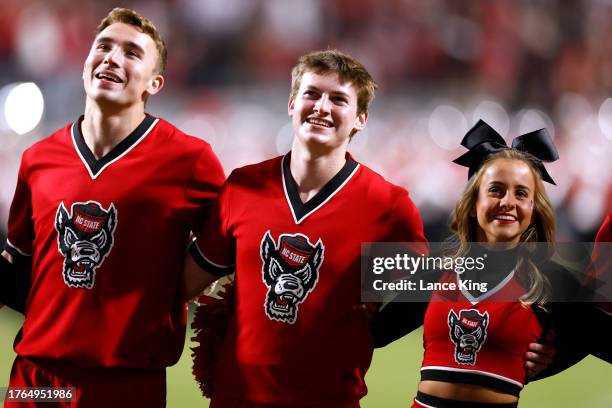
[73,114,156,179]
[282,152,359,224]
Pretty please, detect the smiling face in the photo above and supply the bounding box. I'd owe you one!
[83,22,163,109]
[473,158,536,244]
[288,71,368,152]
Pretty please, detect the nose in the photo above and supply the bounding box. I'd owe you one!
[313,94,331,114]
[103,47,121,67]
[499,191,516,209]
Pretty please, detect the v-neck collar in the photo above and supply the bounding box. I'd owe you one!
[282,152,360,225]
[459,266,518,305]
[71,114,158,180]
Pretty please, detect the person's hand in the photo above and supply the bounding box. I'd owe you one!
[524,330,556,378]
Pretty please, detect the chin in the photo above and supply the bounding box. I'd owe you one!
[494,234,521,243]
[297,132,329,146]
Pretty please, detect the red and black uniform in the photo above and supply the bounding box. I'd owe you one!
[419,271,540,399]
[412,248,538,408]
[190,153,427,406]
[4,114,225,407]
[414,245,610,408]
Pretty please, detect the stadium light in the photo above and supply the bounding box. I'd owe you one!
[4,82,44,135]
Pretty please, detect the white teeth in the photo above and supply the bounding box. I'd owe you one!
[307,118,333,128]
[96,73,122,83]
[495,215,516,221]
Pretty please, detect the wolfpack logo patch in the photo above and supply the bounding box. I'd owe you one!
[55,201,117,289]
[260,231,324,324]
[448,308,489,365]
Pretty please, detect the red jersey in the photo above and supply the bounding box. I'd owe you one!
[5,114,225,368]
[421,270,542,397]
[191,153,426,405]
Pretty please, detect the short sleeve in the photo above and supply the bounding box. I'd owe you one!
[388,189,429,255]
[184,143,226,235]
[189,176,235,277]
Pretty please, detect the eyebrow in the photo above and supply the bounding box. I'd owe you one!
[488,181,532,191]
[95,37,145,55]
[304,85,351,99]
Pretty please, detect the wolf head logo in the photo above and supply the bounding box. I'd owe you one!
[448,308,489,365]
[55,201,117,289]
[260,231,324,324]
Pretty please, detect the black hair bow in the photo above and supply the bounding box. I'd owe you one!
[453,119,559,184]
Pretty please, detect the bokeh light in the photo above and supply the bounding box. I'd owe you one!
[4,82,44,135]
[598,98,612,141]
[428,105,468,150]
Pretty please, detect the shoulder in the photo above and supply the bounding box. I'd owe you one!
[355,161,425,240]
[21,122,73,166]
[153,117,213,153]
[355,162,415,205]
[356,163,421,228]
[150,118,225,177]
[226,156,282,184]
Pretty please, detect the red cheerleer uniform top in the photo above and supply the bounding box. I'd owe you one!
[5,115,225,369]
[190,153,427,405]
[421,270,542,397]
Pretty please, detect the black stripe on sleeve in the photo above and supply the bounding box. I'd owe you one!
[188,241,234,277]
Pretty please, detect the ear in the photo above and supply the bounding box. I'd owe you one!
[353,111,368,132]
[146,74,164,96]
[469,207,477,218]
[56,202,69,232]
[261,231,275,262]
[288,95,296,116]
[448,310,458,327]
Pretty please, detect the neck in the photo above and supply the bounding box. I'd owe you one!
[81,99,146,159]
[477,241,519,251]
[289,138,348,203]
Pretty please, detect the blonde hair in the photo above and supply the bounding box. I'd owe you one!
[96,8,167,74]
[449,149,556,305]
[290,49,377,115]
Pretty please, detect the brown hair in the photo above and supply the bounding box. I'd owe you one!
[290,49,377,115]
[96,8,167,75]
[449,149,556,304]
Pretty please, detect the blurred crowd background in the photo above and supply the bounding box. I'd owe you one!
[1,0,611,242]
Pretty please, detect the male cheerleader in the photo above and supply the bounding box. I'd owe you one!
[183,49,428,407]
[1,8,224,407]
